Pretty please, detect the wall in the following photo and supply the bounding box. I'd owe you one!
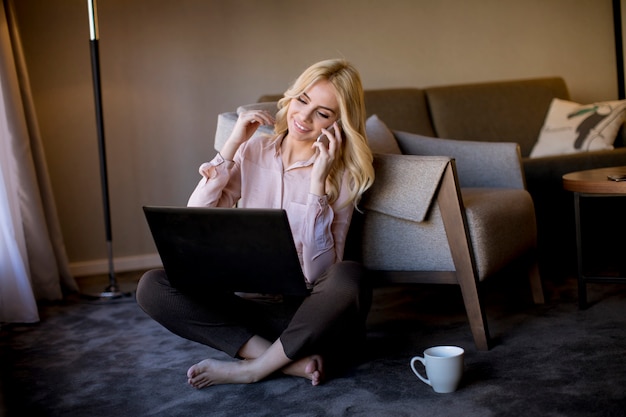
[12,0,619,275]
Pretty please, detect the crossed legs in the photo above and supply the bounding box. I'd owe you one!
[136,261,370,388]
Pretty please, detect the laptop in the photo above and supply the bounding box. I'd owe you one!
[143,206,310,296]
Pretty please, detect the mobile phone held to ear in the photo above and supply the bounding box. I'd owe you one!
[316,120,340,146]
[316,126,333,146]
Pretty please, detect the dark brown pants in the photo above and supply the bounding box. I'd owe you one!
[136,261,371,366]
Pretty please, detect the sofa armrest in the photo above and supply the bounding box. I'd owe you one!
[214,112,237,152]
[523,148,626,189]
[394,131,526,189]
[213,107,275,152]
[523,148,626,203]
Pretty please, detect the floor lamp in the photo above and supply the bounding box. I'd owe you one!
[85,0,125,298]
[613,0,625,99]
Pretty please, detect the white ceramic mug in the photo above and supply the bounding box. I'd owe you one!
[410,346,464,393]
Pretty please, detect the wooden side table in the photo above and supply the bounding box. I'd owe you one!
[562,166,626,308]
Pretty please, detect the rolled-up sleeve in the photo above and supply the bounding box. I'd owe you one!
[187,153,241,208]
[301,173,354,285]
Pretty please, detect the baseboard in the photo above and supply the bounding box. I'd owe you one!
[69,253,162,277]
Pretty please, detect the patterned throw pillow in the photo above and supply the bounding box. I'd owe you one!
[530,98,626,158]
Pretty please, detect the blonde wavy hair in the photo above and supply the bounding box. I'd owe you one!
[273,59,375,209]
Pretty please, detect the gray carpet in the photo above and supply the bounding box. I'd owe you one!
[1,275,625,417]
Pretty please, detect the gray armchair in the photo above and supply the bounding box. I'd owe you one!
[354,146,543,350]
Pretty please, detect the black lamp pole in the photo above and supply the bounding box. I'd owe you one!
[86,0,122,298]
[614,0,625,100]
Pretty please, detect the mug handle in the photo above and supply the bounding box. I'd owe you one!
[410,356,431,386]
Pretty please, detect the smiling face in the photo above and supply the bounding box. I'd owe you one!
[286,80,340,142]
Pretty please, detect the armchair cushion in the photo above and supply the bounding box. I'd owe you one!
[462,188,537,279]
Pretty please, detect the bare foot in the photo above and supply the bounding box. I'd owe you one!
[187,341,325,389]
[187,358,256,389]
[281,355,325,386]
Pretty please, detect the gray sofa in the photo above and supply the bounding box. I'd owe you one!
[258,77,626,278]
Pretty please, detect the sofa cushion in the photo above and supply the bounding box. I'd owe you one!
[259,88,437,137]
[362,89,436,136]
[529,98,626,158]
[365,115,402,154]
[425,77,570,157]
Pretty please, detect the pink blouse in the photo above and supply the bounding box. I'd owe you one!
[187,134,354,285]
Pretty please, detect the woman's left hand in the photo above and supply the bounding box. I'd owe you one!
[310,121,341,196]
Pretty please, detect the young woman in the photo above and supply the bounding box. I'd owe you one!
[136,59,375,388]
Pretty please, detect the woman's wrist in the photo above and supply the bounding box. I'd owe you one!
[309,180,325,197]
[220,138,244,161]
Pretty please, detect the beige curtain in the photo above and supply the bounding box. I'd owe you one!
[0,0,77,324]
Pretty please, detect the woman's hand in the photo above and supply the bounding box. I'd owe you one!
[220,110,275,161]
[310,121,342,196]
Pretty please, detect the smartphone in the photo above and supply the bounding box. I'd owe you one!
[316,120,340,147]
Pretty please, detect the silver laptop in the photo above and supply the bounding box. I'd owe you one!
[143,206,310,296]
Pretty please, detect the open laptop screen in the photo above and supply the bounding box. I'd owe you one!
[143,206,310,296]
